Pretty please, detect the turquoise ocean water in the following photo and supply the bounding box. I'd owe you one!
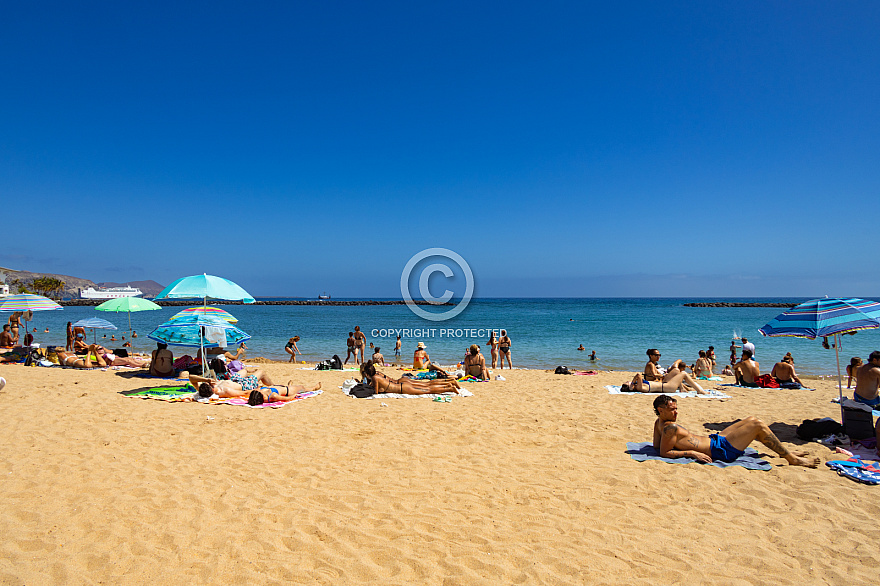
[22,298,880,376]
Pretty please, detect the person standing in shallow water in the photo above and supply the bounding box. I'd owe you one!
[344,332,356,365]
[498,330,512,369]
[487,331,499,368]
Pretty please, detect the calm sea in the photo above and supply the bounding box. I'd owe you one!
[23,298,880,376]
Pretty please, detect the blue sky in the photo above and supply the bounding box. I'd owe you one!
[2,2,878,298]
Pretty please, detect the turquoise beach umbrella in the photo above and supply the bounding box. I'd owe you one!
[156,274,255,304]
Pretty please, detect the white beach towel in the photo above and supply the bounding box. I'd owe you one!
[605,385,730,399]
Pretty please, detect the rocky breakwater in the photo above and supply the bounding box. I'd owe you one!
[683,302,796,308]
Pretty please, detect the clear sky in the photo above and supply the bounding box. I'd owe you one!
[2,2,878,298]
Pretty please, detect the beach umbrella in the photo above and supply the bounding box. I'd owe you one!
[95,297,162,343]
[168,306,238,323]
[148,313,250,375]
[0,294,62,344]
[759,297,880,408]
[155,274,255,305]
[72,317,118,343]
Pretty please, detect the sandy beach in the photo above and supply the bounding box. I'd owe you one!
[0,361,876,584]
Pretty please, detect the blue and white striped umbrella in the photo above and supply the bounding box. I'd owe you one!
[760,297,880,404]
[148,313,250,348]
[759,297,880,339]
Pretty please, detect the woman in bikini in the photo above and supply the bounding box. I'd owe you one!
[361,361,460,395]
[285,336,300,362]
[464,344,490,380]
[66,322,74,351]
[622,370,707,394]
[498,330,512,369]
[487,332,499,368]
[55,345,109,369]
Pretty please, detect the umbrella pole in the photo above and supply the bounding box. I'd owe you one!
[834,333,844,422]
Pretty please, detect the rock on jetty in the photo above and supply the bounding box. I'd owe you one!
[59,299,452,307]
[683,302,795,308]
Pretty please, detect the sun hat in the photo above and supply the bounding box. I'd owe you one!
[417,342,426,349]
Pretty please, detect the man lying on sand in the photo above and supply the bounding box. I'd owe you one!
[652,394,819,467]
[622,370,707,394]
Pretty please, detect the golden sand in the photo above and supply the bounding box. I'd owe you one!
[0,362,875,584]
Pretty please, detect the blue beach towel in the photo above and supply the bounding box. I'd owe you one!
[826,459,880,485]
[625,441,772,470]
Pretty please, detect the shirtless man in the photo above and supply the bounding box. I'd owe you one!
[652,394,820,467]
[0,325,14,348]
[853,351,880,407]
[344,332,356,365]
[151,342,175,377]
[733,349,760,387]
[644,349,663,381]
[413,342,430,369]
[73,334,89,354]
[353,326,366,364]
[394,335,402,360]
[771,355,803,388]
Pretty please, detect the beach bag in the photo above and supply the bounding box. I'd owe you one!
[227,360,245,373]
[330,355,343,369]
[555,366,572,375]
[796,418,843,441]
[114,348,129,358]
[349,382,375,398]
[842,406,875,440]
[173,355,194,370]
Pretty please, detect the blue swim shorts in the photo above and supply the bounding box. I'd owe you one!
[852,393,880,407]
[709,434,745,463]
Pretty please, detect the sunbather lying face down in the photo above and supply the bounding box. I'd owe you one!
[360,361,460,395]
[622,371,706,395]
[651,395,819,467]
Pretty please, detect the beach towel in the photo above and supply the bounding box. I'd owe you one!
[826,459,880,485]
[720,383,817,391]
[698,376,724,381]
[625,441,772,470]
[122,385,322,407]
[605,385,730,399]
[339,379,472,400]
[132,372,188,381]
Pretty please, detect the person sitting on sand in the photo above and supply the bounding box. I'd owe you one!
[361,361,461,395]
[733,349,760,387]
[622,370,707,395]
[95,345,149,368]
[694,350,712,378]
[73,334,89,354]
[771,354,803,388]
[413,342,431,369]
[285,336,300,362]
[644,349,664,381]
[853,351,880,407]
[464,344,490,380]
[55,345,109,369]
[151,342,175,377]
[847,357,863,389]
[721,364,734,376]
[706,346,716,374]
[371,346,384,365]
[0,325,14,348]
[652,394,820,467]
[210,358,277,392]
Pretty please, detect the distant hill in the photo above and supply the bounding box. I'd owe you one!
[0,266,97,299]
[0,267,165,299]
[96,280,165,298]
